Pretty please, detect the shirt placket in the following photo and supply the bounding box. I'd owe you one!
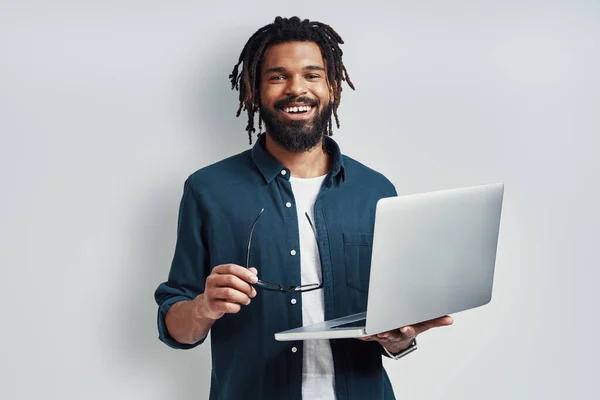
[276,167,304,400]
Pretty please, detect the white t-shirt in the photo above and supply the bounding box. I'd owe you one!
[289,174,336,400]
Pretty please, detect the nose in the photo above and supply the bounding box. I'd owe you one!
[285,74,307,97]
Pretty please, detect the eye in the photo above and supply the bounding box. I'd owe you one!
[306,74,321,80]
[269,75,286,81]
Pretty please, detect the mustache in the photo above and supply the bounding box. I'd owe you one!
[273,96,319,109]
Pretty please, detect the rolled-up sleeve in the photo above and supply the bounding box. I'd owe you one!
[154,178,210,349]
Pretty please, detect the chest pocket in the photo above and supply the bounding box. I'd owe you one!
[343,232,374,294]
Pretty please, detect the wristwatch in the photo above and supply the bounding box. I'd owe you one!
[383,339,417,360]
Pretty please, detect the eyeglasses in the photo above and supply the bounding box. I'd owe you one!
[246,208,323,293]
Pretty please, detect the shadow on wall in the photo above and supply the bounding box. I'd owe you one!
[188,39,252,157]
[110,44,249,400]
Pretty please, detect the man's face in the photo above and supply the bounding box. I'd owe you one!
[259,41,333,152]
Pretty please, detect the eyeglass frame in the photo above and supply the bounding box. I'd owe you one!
[245,208,323,293]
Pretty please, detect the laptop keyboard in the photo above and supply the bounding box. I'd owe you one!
[331,319,367,329]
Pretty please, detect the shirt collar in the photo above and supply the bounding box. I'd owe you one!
[250,134,346,184]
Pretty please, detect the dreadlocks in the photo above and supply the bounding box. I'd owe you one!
[229,16,355,145]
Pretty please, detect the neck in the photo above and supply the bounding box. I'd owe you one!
[264,133,331,178]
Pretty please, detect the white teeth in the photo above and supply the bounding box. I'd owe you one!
[283,105,312,113]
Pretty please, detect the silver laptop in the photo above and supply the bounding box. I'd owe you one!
[274,183,504,341]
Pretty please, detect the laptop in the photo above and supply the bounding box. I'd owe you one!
[274,183,504,341]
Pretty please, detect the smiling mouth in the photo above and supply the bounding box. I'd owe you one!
[279,105,315,115]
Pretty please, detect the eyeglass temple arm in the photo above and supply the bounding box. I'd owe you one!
[246,208,265,268]
[305,212,318,239]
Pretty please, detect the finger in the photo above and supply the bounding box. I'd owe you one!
[376,331,394,340]
[426,315,454,328]
[398,326,417,338]
[211,287,252,305]
[420,315,453,326]
[412,315,454,335]
[248,268,258,297]
[213,264,259,284]
[410,321,435,336]
[213,273,256,298]
[428,315,453,325]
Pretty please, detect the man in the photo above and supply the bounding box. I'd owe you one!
[154,16,453,400]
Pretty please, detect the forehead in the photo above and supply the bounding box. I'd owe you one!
[261,41,325,72]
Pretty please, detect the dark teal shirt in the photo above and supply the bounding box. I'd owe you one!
[155,135,399,400]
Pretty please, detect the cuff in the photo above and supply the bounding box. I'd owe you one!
[381,339,418,360]
[157,296,207,350]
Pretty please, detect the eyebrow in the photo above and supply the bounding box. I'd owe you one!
[264,65,326,74]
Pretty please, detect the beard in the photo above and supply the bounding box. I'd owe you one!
[260,100,332,153]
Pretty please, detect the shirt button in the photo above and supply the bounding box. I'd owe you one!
[280,170,287,176]
[290,250,297,256]
[291,346,298,353]
[285,202,292,208]
[290,298,297,305]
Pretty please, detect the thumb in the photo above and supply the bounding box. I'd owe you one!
[399,326,416,339]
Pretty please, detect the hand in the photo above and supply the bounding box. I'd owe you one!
[193,264,258,321]
[360,315,454,354]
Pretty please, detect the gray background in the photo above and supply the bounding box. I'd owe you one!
[1,1,598,399]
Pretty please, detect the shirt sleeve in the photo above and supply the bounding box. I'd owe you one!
[386,179,398,198]
[154,177,210,349]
